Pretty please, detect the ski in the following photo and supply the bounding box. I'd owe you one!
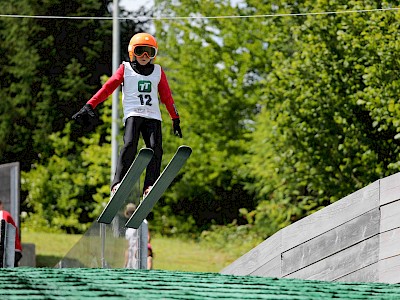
[97,148,154,224]
[125,145,192,229]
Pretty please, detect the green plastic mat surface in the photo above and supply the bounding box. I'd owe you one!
[1,268,400,299]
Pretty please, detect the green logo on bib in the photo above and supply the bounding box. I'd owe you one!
[138,80,152,92]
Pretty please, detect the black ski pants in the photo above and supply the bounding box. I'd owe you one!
[111,116,163,193]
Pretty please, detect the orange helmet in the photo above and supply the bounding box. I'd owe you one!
[128,33,158,62]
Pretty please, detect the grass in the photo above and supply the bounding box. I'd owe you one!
[21,231,83,267]
[21,230,238,272]
[151,237,235,272]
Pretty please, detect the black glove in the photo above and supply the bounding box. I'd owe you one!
[72,104,99,131]
[172,118,182,138]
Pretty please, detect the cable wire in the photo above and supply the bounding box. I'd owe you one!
[0,7,399,21]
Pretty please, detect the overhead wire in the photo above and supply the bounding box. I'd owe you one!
[0,7,399,21]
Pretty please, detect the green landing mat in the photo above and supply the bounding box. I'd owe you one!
[1,268,400,299]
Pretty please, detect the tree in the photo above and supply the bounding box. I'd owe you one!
[0,0,154,232]
[0,0,112,171]
[150,0,261,233]
[0,0,153,170]
[22,90,112,233]
[153,0,400,238]
[13,0,400,237]
[245,0,400,237]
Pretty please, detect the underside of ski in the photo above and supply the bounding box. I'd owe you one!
[97,148,153,224]
[125,145,192,229]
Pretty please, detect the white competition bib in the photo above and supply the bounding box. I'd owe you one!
[122,62,162,124]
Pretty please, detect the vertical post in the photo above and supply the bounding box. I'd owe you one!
[0,220,5,268]
[100,223,106,268]
[111,0,120,178]
[101,0,120,269]
[5,224,16,268]
[10,163,20,229]
[138,221,148,269]
[0,221,16,268]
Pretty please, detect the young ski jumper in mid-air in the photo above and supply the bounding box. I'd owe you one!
[73,32,182,197]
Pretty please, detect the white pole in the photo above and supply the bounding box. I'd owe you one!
[138,221,149,269]
[102,0,120,269]
[111,0,120,178]
[5,222,16,268]
[100,223,106,268]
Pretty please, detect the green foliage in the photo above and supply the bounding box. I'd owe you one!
[0,0,152,232]
[242,0,400,237]
[0,0,112,171]
[0,3,42,167]
[153,0,400,239]
[152,0,259,232]
[199,220,262,259]
[22,95,113,233]
[7,0,400,239]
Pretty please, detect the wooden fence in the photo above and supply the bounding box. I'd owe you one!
[221,172,400,283]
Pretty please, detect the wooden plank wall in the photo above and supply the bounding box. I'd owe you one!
[221,172,400,284]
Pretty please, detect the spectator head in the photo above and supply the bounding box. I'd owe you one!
[124,203,137,218]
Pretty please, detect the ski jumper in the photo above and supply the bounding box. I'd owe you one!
[87,62,179,191]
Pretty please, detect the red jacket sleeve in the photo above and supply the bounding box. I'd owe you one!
[159,67,179,119]
[87,64,125,108]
